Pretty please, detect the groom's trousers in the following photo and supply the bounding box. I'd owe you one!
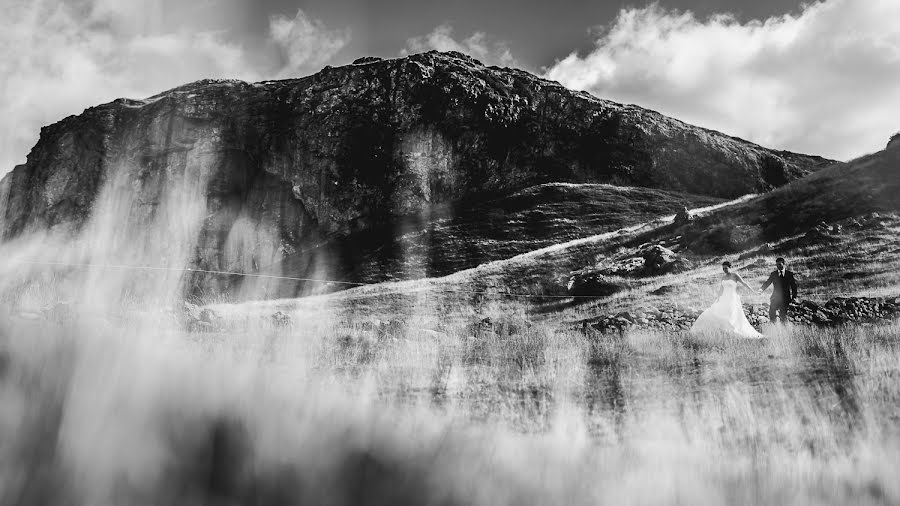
[769,298,789,323]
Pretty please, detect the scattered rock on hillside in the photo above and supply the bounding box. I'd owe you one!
[567,272,626,298]
[641,245,693,275]
[272,311,291,327]
[587,243,693,278]
[650,285,676,296]
[468,316,533,338]
[674,206,692,226]
[182,301,202,321]
[199,308,220,325]
[804,221,843,243]
[375,319,407,338]
[582,295,900,334]
[181,301,222,330]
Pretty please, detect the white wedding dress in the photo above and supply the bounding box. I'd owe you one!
[690,279,764,338]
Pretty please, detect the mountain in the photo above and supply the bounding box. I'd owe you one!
[304,138,899,323]
[0,51,831,297]
[667,137,900,253]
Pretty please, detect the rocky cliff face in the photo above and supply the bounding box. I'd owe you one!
[0,51,832,296]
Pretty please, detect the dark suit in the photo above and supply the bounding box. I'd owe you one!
[761,269,798,322]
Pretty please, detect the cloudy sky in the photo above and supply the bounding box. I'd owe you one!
[2,0,899,176]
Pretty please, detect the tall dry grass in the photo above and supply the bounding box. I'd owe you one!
[2,289,899,505]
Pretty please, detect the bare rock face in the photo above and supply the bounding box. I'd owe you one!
[0,51,831,296]
[888,133,900,150]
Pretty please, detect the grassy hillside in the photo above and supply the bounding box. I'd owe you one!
[317,184,722,283]
[283,142,900,322]
[670,142,900,253]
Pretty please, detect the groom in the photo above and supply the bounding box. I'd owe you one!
[760,257,798,323]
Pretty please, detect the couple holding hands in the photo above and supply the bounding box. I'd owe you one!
[690,257,798,338]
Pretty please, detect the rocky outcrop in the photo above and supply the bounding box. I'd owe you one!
[0,51,831,296]
[567,272,627,298]
[673,206,692,227]
[579,243,692,279]
[888,133,900,150]
[641,245,693,276]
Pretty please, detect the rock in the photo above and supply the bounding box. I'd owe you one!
[199,308,220,324]
[377,319,406,338]
[650,285,675,296]
[813,310,831,324]
[804,224,833,242]
[613,317,633,327]
[674,206,692,226]
[352,56,383,65]
[183,301,202,322]
[272,311,291,327]
[568,272,626,297]
[587,320,607,334]
[0,51,830,299]
[590,244,692,278]
[641,244,693,275]
[180,301,222,330]
[615,312,635,323]
[889,132,900,150]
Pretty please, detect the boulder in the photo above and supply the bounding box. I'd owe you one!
[199,308,220,324]
[615,311,635,323]
[641,244,693,275]
[181,301,222,330]
[674,206,692,226]
[650,285,676,296]
[183,301,202,322]
[589,244,692,278]
[272,311,291,327]
[568,272,626,298]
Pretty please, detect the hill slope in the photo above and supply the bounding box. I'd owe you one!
[0,51,830,297]
[286,139,899,320]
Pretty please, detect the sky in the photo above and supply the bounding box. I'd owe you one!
[2,0,899,176]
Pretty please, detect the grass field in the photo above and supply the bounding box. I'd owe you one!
[1,142,898,505]
[2,291,899,505]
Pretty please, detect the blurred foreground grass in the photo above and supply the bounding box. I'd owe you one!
[1,299,898,506]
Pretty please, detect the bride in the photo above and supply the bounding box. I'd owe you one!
[690,261,764,339]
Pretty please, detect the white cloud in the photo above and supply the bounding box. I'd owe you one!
[0,2,349,176]
[270,10,351,78]
[402,24,519,68]
[544,0,900,161]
